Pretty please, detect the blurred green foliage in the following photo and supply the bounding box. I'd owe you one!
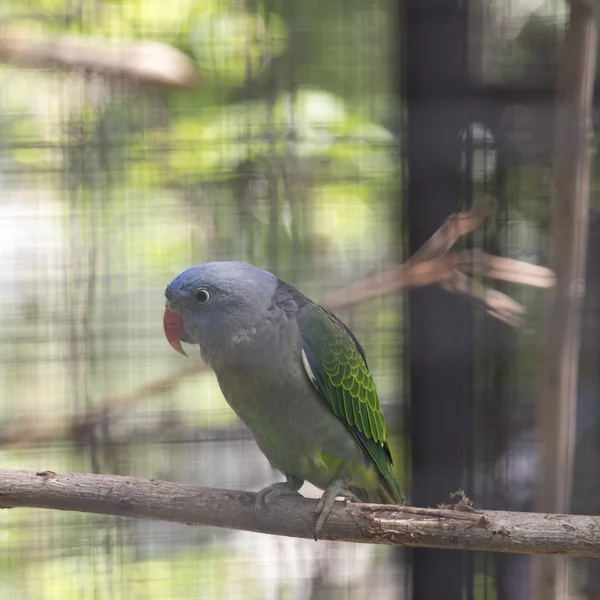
[0,0,405,598]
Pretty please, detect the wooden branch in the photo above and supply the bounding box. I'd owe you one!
[324,200,499,310]
[324,251,554,315]
[441,252,555,325]
[3,469,600,557]
[325,198,555,316]
[534,0,597,597]
[440,271,525,327]
[324,257,525,325]
[403,195,498,266]
[0,30,200,89]
[0,362,209,450]
[455,251,556,288]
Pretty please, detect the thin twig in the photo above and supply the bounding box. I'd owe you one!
[440,271,525,327]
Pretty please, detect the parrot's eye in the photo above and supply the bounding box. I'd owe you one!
[193,288,211,305]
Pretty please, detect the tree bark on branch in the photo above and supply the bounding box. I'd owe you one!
[2,469,600,557]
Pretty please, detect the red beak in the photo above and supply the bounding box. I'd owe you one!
[163,308,188,356]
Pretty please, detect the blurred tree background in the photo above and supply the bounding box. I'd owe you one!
[0,0,596,599]
[0,1,403,599]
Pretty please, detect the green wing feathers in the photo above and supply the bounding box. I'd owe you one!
[298,302,403,504]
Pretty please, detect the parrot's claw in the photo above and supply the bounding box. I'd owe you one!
[313,478,360,541]
[254,475,304,515]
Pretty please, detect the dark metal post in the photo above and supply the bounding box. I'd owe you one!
[404,0,474,598]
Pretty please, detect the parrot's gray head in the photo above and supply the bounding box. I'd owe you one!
[163,261,279,361]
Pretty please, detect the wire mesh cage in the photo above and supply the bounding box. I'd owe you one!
[0,0,598,599]
[0,1,405,599]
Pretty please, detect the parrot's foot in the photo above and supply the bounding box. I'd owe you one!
[314,478,361,540]
[254,475,304,514]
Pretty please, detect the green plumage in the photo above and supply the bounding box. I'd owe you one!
[298,302,403,504]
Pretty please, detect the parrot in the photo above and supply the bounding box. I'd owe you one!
[163,261,402,538]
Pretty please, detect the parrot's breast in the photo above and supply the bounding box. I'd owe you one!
[214,363,366,489]
[206,305,382,495]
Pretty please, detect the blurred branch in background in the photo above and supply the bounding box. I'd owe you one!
[0,30,200,89]
[326,198,555,325]
[327,252,554,326]
[534,0,597,598]
[0,200,555,451]
[2,469,600,557]
[0,362,210,450]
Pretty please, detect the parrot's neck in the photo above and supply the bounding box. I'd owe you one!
[201,310,301,375]
[199,325,259,367]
